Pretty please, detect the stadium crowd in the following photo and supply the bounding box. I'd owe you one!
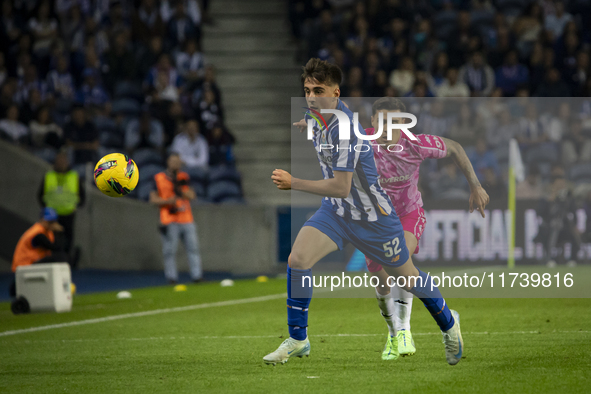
[290,0,591,261]
[0,0,242,202]
[289,0,591,196]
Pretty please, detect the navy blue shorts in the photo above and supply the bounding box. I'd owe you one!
[303,204,409,268]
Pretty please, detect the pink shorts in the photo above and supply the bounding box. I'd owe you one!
[366,207,426,273]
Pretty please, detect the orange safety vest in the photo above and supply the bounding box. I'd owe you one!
[154,171,194,225]
[12,222,55,272]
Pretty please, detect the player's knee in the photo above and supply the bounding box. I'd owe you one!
[288,252,308,269]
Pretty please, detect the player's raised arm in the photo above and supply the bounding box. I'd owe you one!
[271,169,352,198]
[441,137,490,217]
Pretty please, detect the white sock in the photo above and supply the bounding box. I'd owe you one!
[375,288,396,336]
[391,284,413,332]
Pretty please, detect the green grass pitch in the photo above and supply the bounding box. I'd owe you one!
[1,276,591,393]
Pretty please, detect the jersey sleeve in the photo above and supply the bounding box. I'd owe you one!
[331,121,358,172]
[414,134,447,159]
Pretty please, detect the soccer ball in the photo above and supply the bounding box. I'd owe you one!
[94,153,139,197]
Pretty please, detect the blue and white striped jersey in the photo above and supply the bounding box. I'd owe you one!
[307,100,393,222]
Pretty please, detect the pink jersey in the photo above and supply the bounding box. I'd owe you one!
[366,128,447,218]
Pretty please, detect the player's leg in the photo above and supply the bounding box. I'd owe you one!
[180,222,203,281]
[381,257,463,365]
[160,223,180,283]
[392,230,417,356]
[369,230,417,359]
[369,265,398,360]
[263,225,339,365]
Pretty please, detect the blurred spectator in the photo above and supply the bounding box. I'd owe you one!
[38,151,85,261]
[104,32,137,93]
[198,88,223,133]
[76,69,110,109]
[64,106,99,165]
[146,53,180,89]
[468,138,500,182]
[487,108,518,148]
[534,174,581,266]
[448,103,481,146]
[29,106,63,149]
[568,51,589,96]
[435,162,469,199]
[516,165,543,200]
[207,123,235,166]
[15,64,46,104]
[19,89,44,124]
[137,35,164,80]
[161,101,186,144]
[546,102,571,143]
[495,51,529,96]
[167,1,199,48]
[28,1,58,61]
[435,68,470,97]
[0,53,7,87]
[545,2,573,41]
[458,51,495,97]
[132,0,165,44]
[512,3,543,58]
[0,104,28,144]
[125,111,165,154]
[176,39,205,83]
[481,167,506,200]
[389,56,415,96]
[46,55,76,101]
[0,2,23,54]
[171,119,209,170]
[561,120,591,167]
[161,0,202,26]
[517,103,547,148]
[535,68,571,97]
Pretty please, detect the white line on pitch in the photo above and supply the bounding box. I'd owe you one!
[0,293,288,338]
[3,330,589,344]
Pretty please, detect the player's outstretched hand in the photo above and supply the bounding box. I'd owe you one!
[293,119,306,133]
[469,186,490,218]
[272,169,292,190]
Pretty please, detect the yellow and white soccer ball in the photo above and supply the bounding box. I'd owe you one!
[94,153,139,197]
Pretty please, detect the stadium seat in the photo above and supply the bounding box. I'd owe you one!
[495,0,528,18]
[525,144,558,165]
[208,165,241,184]
[114,81,143,101]
[190,180,206,198]
[136,180,155,201]
[569,162,591,183]
[437,188,471,200]
[185,166,209,185]
[138,163,165,183]
[207,180,243,203]
[132,148,164,166]
[99,131,124,148]
[31,147,57,163]
[494,146,510,163]
[112,98,141,116]
[94,116,117,133]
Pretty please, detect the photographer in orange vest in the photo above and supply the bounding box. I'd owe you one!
[150,152,203,284]
[10,208,67,297]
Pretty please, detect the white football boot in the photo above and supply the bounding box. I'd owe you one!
[442,310,464,365]
[263,337,310,365]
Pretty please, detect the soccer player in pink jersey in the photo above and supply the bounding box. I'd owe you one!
[367,97,489,360]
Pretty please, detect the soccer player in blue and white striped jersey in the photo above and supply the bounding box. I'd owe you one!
[264,58,463,366]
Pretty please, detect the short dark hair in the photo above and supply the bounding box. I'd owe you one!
[301,58,342,86]
[371,97,406,115]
